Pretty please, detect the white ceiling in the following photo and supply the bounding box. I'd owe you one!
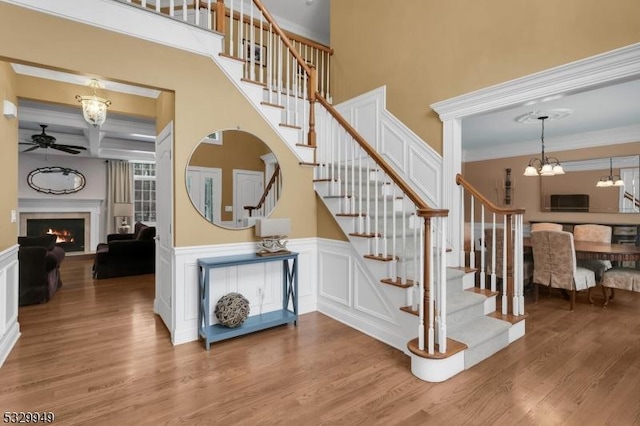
[262,0,330,45]
[462,76,640,161]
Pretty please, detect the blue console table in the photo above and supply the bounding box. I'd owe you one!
[197,252,298,350]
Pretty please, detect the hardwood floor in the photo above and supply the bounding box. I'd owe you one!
[3,258,640,425]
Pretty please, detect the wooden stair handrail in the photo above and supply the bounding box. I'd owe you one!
[456,173,525,215]
[316,94,447,218]
[244,164,281,215]
[251,0,313,76]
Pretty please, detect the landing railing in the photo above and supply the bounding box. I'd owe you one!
[456,174,526,317]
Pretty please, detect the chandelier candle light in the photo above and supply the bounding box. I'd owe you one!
[523,116,565,177]
[76,79,111,127]
[596,157,624,187]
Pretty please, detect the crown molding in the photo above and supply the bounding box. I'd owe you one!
[431,43,640,120]
[463,124,640,162]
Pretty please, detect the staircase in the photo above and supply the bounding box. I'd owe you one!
[88,0,527,382]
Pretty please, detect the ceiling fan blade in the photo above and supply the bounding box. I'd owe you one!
[51,145,81,155]
[21,145,40,153]
[19,142,37,145]
[55,144,87,150]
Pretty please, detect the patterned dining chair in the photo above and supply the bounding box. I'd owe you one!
[530,222,563,232]
[484,228,534,292]
[573,224,613,280]
[530,230,596,310]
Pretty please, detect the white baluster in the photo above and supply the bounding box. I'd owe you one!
[480,205,485,290]
[438,216,447,353]
[502,215,508,315]
[401,201,407,286]
[459,186,465,266]
[195,0,200,27]
[182,0,187,22]
[374,168,379,255]
[155,0,160,12]
[248,3,254,80]
[469,197,475,269]
[358,145,363,233]
[259,10,264,84]
[491,213,497,292]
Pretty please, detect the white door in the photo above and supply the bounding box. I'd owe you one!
[155,122,173,332]
[233,170,264,228]
[186,166,222,223]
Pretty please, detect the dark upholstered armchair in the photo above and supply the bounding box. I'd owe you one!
[93,222,156,279]
[18,235,65,306]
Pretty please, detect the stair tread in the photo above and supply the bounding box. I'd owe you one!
[260,101,285,109]
[447,316,511,347]
[219,52,245,63]
[296,143,315,149]
[381,277,416,288]
[280,123,302,130]
[364,254,396,262]
[299,162,319,167]
[349,232,380,237]
[337,213,366,217]
[467,287,500,298]
[240,78,267,87]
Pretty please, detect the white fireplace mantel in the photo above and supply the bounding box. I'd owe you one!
[18,198,102,252]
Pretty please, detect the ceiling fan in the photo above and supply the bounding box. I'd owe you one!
[19,124,87,155]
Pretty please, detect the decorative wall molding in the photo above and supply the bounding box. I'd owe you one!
[0,245,20,368]
[335,86,442,207]
[316,238,417,353]
[171,238,318,345]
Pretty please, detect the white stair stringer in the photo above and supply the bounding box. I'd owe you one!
[212,54,314,164]
[315,178,525,382]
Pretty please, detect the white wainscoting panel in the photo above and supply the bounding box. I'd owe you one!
[317,239,418,353]
[0,245,20,368]
[318,249,351,306]
[335,86,442,207]
[172,238,317,345]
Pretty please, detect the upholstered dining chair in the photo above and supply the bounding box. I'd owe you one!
[573,224,613,280]
[530,222,563,232]
[484,228,534,291]
[530,230,596,310]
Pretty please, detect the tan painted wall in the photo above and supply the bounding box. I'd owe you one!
[0,3,317,249]
[331,0,640,155]
[0,61,18,250]
[189,130,271,222]
[463,142,640,225]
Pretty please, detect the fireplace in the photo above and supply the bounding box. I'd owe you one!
[27,218,85,253]
[19,199,101,254]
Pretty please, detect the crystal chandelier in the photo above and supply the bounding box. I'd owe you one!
[76,79,111,127]
[596,157,624,187]
[523,116,565,177]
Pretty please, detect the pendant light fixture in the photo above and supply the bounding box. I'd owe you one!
[596,157,624,187]
[76,79,111,127]
[523,116,565,177]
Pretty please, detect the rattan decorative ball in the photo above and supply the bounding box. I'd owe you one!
[215,293,250,328]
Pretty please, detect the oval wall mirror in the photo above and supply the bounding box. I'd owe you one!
[27,166,86,195]
[186,129,282,229]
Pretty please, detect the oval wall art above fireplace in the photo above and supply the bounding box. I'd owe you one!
[27,166,86,195]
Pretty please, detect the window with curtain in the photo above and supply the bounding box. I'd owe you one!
[133,162,156,224]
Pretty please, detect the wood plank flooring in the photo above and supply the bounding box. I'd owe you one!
[2,258,640,425]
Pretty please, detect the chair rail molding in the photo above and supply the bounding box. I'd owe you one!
[431,42,640,265]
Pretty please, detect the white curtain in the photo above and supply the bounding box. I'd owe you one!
[106,161,134,234]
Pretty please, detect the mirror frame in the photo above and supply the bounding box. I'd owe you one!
[186,129,281,229]
[27,166,86,195]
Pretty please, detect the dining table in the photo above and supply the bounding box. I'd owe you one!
[523,237,640,263]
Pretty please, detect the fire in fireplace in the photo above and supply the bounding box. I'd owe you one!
[27,218,85,253]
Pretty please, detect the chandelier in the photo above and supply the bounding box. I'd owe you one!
[76,79,111,127]
[596,157,624,187]
[523,115,565,177]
